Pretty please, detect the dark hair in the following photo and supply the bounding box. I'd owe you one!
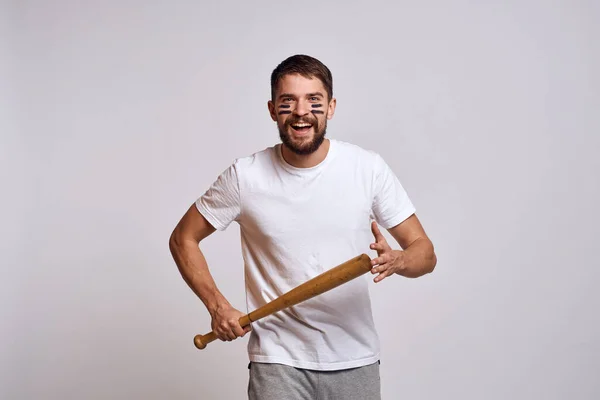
[270,54,333,101]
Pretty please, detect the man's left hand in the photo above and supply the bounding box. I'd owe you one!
[369,221,406,282]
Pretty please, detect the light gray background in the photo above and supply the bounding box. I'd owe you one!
[2,1,599,399]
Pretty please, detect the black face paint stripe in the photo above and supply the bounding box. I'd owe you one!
[278,110,292,115]
[311,104,323,108]
[279,104,291,109]
[311,110,324,114]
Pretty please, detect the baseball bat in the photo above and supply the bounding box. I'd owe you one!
[194,253,372,350]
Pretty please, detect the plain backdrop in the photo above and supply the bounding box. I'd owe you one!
[2,1,599,399]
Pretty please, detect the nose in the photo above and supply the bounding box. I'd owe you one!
[293,100,310,116]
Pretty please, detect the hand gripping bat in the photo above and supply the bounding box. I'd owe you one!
[193,253,373,350]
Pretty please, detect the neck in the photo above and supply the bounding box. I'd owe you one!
[281,139,331,168]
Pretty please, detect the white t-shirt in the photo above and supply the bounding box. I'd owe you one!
[196,139,415,371]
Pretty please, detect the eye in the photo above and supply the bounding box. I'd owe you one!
[309,97,319,101]
[284,97,294,102]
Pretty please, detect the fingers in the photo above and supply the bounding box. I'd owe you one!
[214,316,251,341]
[216,321,235,341]
[370,250,395,282]
[371,258,392,282]
[229,320,245,340]
[370,255,387,266]
[370,239,391,258]
[371,248,394,267]
[370,250,404,282]
[231,321,246,338]
[216,325,238,341]
[373,267,392,283]
[370,242,388,253]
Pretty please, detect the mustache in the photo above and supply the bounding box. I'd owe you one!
[285,115,318,126]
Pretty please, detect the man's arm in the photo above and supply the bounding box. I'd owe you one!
[370,214,437,281]
[169,204,249,341]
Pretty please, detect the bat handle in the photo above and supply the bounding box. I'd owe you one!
[194,315,251,350]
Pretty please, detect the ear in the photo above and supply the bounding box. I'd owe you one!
[327,97,337,120]
[267,100,277,122]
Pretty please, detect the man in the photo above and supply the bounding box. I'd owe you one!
[169,54,436,400]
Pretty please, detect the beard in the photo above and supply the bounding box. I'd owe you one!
[278,114,327,155]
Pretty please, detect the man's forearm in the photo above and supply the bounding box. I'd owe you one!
[169,237,230,314]
[398,238,437,278]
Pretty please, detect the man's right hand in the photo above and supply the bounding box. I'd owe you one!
[210,304,251,341]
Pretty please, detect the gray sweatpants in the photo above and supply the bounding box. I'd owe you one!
[247,361,381,400]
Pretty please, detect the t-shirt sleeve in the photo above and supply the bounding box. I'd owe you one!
[371,153,416,229]
[195,163,241,231]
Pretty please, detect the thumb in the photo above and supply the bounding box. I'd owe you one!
[371,221,384,240]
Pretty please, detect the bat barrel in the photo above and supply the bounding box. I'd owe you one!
[246,254,372,321]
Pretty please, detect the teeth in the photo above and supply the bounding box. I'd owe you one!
[293,123,311,128]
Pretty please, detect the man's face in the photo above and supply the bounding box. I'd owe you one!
[268,74,336,155]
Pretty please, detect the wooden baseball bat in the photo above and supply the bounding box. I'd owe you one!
[194,253,372,350]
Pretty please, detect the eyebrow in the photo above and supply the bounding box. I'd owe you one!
[278,92,325,100]
[278,93,296,100]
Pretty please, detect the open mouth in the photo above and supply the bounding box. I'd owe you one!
[290,122,313,134]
